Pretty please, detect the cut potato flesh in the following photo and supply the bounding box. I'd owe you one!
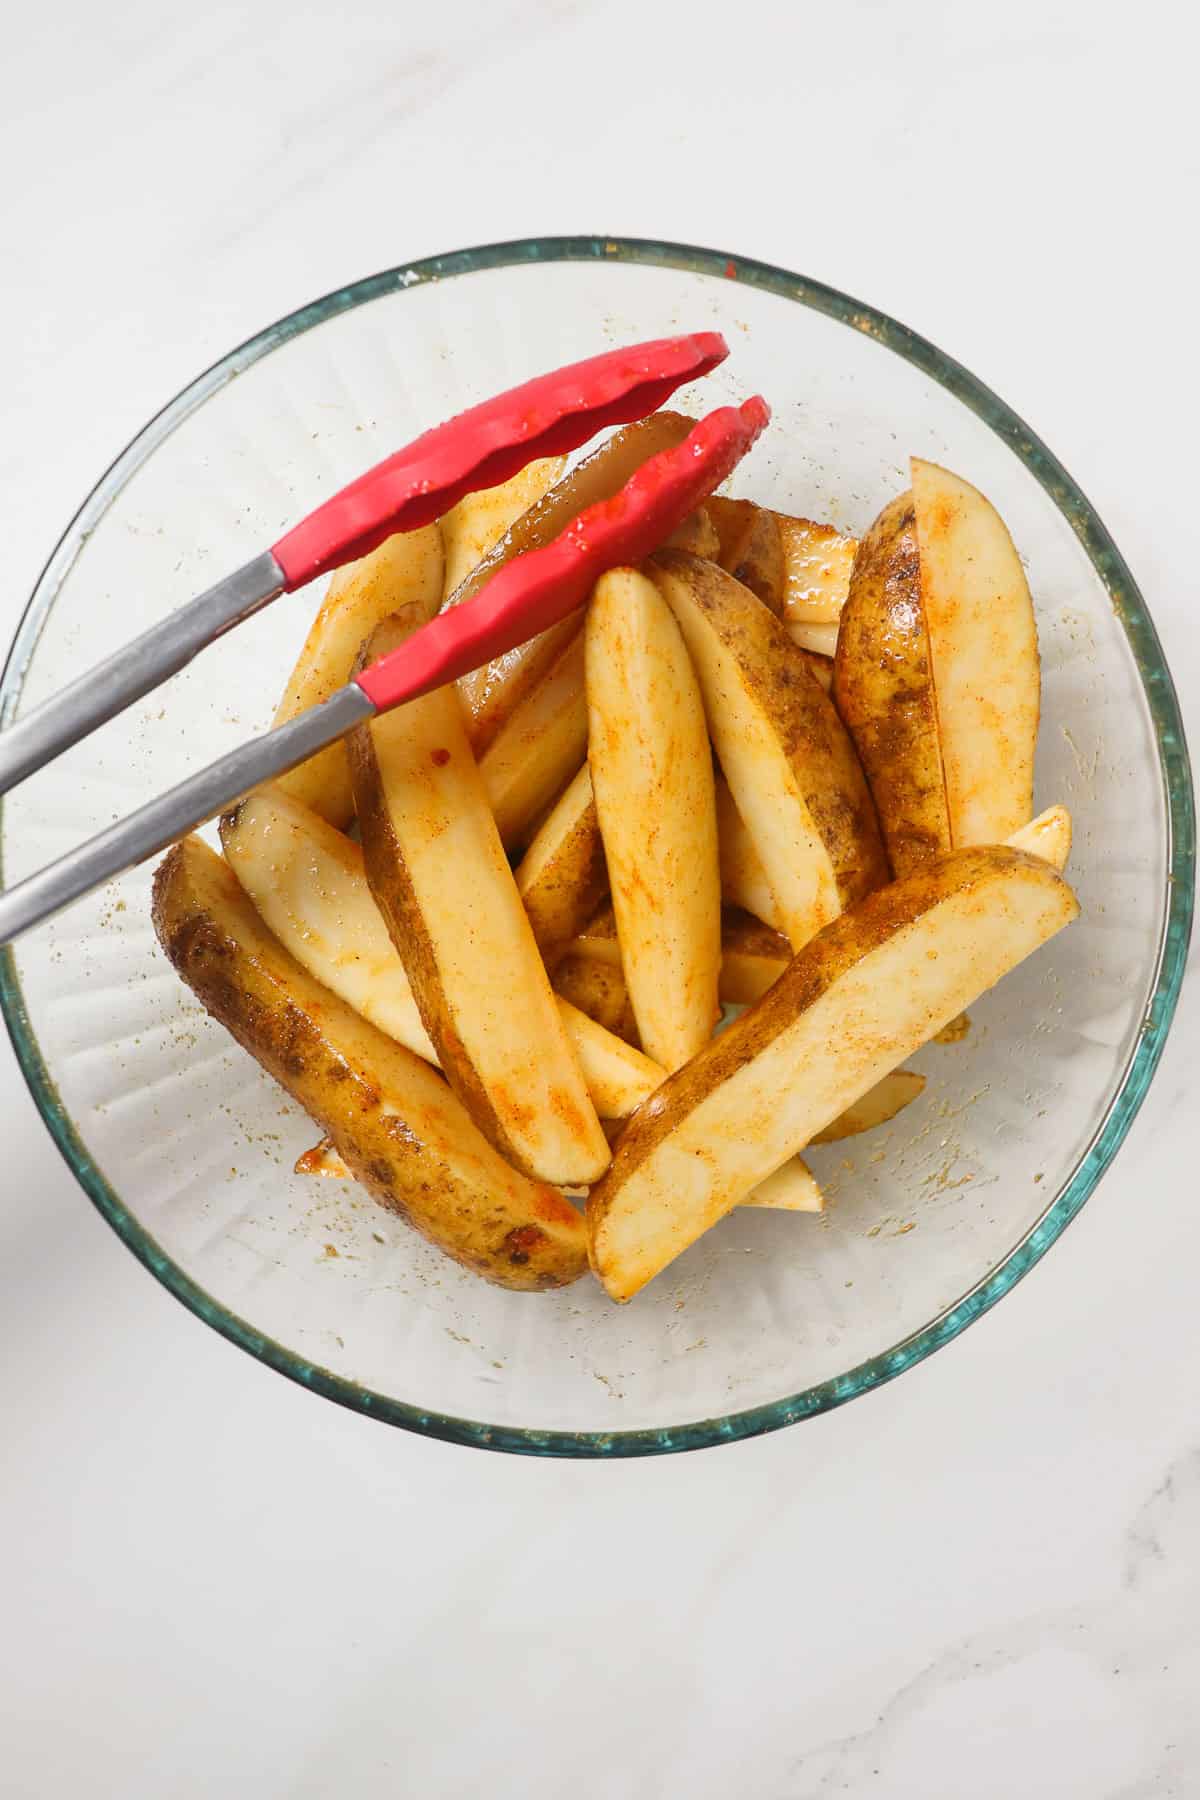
[272,526,443,826]
[715,776,788,934]
[833,490,952,878]
[552,954,640,1046]
[716,908,792,1003]
[152,837,587,1290]
[911,457,1040,845]
[651,551,888,951]
[787,620,840,658]
[349,611,608,1185]
[774,513,858,627]
[1006,804,1071,872]
[439,455,566,601]
[741,1161,824,1212]
[221,784,647,1117]
[798,649,834,694]
[809,1069,926,1144]
[588,847,1078,1299]
[479,628,588,851]
[515,764,608,967]
[586,566,722,1070]
[663,507,720,558]
[448,412,695,753]
[706,496,786,615]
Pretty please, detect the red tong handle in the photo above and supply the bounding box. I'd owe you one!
[271,332,729,590]
[355,396,770,714]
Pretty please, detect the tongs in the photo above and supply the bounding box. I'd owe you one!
[0,333,768,946]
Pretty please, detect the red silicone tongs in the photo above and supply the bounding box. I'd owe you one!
[0,334,769,944]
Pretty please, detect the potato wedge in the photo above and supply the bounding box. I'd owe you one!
[911,457,1040,844]
[439,455,566,600]
[786,620,840,659]
[833,490,952,878]
[651,551,888,950]
[716,908,792,1003]
[741,1161,824,1212]
[586,566,721,1070]
[449,411,695,753]
[715,776,788,934]
[349,612,608,1186]
[588,846,1078,1299]
[152,837,587,1290]
[553,954,640,1046]
[272,525,443,826]
[774,513,857,627]
[515,764,608,967]
[799,649,834,694]
[1007,804,1071,872]
[706,496,786,615]
[479,629,587,851]
[809,1069,926,1144]
[221,784,647,1117]
[664,506,720,558]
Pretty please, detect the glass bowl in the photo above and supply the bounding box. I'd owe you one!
[1,238,1192,1457]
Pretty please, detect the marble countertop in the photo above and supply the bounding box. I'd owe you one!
[2,3,1197,1794]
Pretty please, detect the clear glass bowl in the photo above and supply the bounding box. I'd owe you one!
[1,238,1192,1457]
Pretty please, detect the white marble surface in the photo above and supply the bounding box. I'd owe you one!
[1,2,1197,1794]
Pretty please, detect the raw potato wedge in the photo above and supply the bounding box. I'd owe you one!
[799,650,834,694]
[449,412,695,753]
[786,620,840,659]
[221,785,648,1116]
[651,551,888,950]
[715,776,787,934]
[717,909,792,1003]
[775,514,858,627]
[515,764,608,967]
[553,954,640,1046]
[1007,804,1071,872]
[478,629,588,851]
[809,1069,926,1144]
[273,525,444,826]
[706,496,786,615]
[349,612,609,1186]
[833,491,952,878]
[586,566,722,1070]
[439,455,566,600]
[741,1161,824,1212]
[911,457,1040,845]
[152,838,587,1291]
[664,507,720,558]
[588,846,1078,1299]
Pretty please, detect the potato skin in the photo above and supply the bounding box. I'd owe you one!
[833,492,952,878]
[515,766,609,969]
[152,838,587,1291]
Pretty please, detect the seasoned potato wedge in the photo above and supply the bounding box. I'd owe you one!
[798,649,834,694]
[588,847,1078,1299]
[651,550,888,950]
[706,496,786,614]
[716,908,792,1003]
[586,566,722,1070]
[349,612,608,1186]
[515,764,608,967]
[664,507,720,557]
[479,629,587,851]
[911,458,1040,844]
[1007,804,1071,871]
[439,455,566,600]
[741,1161,824,1212]
[833,490,952,878]
[553,953,641,1046]
[449,412,695,753]
[272,526,443,826]
[774,514,857,627]
[153,838,587,1290]
[809,1069,926,1144]
[715,776,788,934]
[786,620,840,658]
[222,785,651,1117]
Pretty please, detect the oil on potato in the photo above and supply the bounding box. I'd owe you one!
[152,837,588,1291]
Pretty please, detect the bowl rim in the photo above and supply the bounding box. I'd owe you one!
[1,234,1193,1458]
